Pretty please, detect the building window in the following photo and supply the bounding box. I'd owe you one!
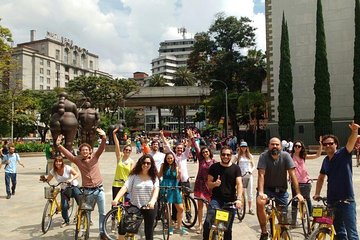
[73,51,78,65]
[65,75,69,80]
[47,69,51,75]
[74,69,78,75]
[40,85,44,90]
[47,61,51,67]
[65,67,69,72]
[64,49,68,63]
[40,68,44,74]
[40,76,44,83]
[65,82,68,87]
[47,86,50,90]
[55,49,60,60]
[47,78,50,84]
[40,59,44,65]
[89,60,93,69]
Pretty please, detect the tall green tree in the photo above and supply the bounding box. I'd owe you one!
[149,74,167,130]
[188,13,262,138]
[314,0,332,138]
[354,0,360,125]
[278,13,295,140]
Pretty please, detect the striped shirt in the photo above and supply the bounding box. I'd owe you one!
[125,174,159,208]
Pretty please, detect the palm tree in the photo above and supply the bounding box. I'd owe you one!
[172,67,196,130]
[149,74,167,130]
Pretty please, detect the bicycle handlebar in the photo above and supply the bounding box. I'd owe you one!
[42,180,70,188]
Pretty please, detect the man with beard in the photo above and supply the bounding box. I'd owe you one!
[256,137,304,240]
[313,121,359,239]
[149,140,165,172]
[203,146,243,240]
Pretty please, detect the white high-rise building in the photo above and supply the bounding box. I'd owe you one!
[151,38,195,80]
[10,30,111,90]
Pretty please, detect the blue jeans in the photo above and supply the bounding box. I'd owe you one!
[263,188,289,205]
[84,187,106,234]
[330,201,359,240]
[5,172,16,195]
[203,199,236,240]
[61,186,81,223]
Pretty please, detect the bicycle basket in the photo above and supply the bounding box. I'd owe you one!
[276,206,297,225]
[212,209,232,230]
[242,178,249,188]
[79,194,97,211]
[44,187,58,199]
[119,205,143,234]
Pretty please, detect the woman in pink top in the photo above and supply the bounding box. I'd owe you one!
[290,138,322,214]
[187,129,216,234]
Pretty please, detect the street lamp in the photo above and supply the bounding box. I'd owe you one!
[211,79,228,137]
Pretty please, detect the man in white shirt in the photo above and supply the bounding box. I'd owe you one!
[149,140,165,172]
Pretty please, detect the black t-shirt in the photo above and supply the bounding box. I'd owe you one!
[208,162,242,202]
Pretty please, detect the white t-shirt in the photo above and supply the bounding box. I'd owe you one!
[150,151,165,172]
[234,154,254,174]
[125,174,159,208]
[50,165,79,189]
[164,144,190,182]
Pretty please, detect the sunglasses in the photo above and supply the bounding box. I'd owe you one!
[322,142,335,147]
[221,153,232,157]
[294,145,302,148]
[202,150,209,154]
[142,162,151,166]
[124,149,131,152]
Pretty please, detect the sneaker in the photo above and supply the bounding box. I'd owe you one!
[249,209,255,215]
[180,227,188,235]
[11,190,15,195]
[169,226,174,235]
[60,222,70,228]
[6,194,11,199]
[259,232,269,240]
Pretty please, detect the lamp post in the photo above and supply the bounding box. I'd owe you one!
[211,79,228,137]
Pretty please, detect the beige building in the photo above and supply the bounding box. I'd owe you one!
[266,0,355,143]
[10,30,111,90]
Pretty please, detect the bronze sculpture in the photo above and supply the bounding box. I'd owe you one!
[50,92,78,153]
[78,98,100,147]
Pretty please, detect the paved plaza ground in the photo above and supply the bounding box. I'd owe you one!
[0,149,359,239]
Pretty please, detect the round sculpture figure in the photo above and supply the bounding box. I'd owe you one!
[108,119,125,145]
[78,98,100,147]
[50,92,79,153]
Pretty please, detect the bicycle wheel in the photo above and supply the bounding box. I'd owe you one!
[41,200,55,234]
[161,203,170,240]
[67,197,75,219]
[75,210,90,240]
[299,201,311,237]
[308,227,333,240]
[182,195,197,228]
[236,192,246,221]
[280,227,293,240]
[103,208,120,240]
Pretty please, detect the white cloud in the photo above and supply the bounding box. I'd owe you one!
[0,0,265,78]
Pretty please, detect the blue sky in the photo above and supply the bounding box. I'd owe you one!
[0,0,265,78]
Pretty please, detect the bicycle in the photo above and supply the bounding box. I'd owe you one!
[103,202,144,240]
[236,171,251,222]
[41,181,75,234]
[308,197,335,240]
[265,196,297,240]
[181,185,198,229]
[74,186,101,240]
[208,201,236,240]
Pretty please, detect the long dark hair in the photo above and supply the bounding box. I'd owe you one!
[199,146,213,161]
[163,152,177,172]
[130,154,158,183]
[291,140,307,160]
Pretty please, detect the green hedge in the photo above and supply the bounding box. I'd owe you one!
[13,142,45,152]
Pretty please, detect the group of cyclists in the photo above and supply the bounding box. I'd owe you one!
[39,121,359,240]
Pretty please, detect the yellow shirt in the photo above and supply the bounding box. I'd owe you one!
[112,157,134,187]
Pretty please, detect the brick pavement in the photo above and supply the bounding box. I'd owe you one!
[0,150,359,239]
